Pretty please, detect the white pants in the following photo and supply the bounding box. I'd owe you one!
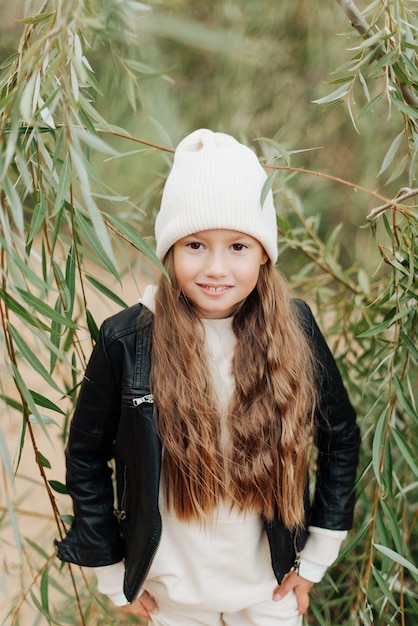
[148,591,302,625]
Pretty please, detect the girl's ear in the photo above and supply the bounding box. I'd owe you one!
[261,250,269,265]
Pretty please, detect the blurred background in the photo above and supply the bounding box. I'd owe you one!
[0,0,399,273]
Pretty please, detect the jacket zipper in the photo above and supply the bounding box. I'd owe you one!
[132,394,153,406]
[114,395,154,522]
[114,465,127,521]
[133,524,162,599]
[120,392,160,600]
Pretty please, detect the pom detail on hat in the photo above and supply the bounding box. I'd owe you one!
[155,129,278,263]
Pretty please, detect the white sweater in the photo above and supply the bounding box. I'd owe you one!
[93,289,347,606]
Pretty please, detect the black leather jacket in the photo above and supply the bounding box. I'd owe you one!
[55,300,360,603]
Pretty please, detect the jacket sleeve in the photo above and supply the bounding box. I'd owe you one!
[55,320,125,567]
[296,300,361,531]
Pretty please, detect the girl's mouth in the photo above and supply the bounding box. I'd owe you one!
[197,284,232,294]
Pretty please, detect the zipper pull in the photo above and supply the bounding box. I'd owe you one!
[292,556,301,574]
[132,394,154,406]
[113,509,127,521]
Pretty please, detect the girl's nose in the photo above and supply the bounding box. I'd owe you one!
[204,251,228,277]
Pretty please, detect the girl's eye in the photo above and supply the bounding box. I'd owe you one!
[186,242,204,250]
[231,243,247,251]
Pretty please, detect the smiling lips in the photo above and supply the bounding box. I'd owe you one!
[197,283,232,294]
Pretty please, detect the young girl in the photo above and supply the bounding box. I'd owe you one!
[56,129,360,625]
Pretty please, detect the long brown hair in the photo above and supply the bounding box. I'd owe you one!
[151,249,317,529]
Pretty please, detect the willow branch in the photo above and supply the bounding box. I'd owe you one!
[366,187,418,221]
[335,0,418,106]
[335,0,371,36]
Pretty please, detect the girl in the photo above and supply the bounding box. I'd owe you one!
[56,129,360,625]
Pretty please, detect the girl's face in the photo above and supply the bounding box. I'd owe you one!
[173,229,268,319]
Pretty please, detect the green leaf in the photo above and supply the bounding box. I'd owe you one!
[261,171,278,207]
[372,409,388,486]
[10,365,47,436]
[0,289,51,332]
[85,274,128,308]
[378,132,403,177]
[392,95,418,119]
[371,565,399,611]
[322,99,345,111]
[40,567,50,613]
[16,288,77,329]
[393,375,417,419]
[373,543,418,578]
[18,12,55,24]
[53,154,71,215]
[37,451,51,469]
[312,83,351,105]
[391,428,418,480]
[72,125,119,156]
[386,153,408,185]
[378,500,403,553]
[335,519,372,563]
[51,259,71,314]
[0,394,22,412]
[16,418,26,475]
[70,146,117,267]
[29,589,62,626]
[86,309,99,342]
[400,331,418,361]
[25,538,49,560]
[8,324,63,394]
[360,28,394,50]
[358,92,385,119]
[0,236,53,291]
[51,203,65,254]
[0,52,19,70]
[29,413,60,427]
[367,47,399,78]
[2,175,24,235]
[29,390,66,415]
[389,305,415,324]
[27,190,47,246]
[78,106,98,133]
[106,213,166,276]
[357,319,392,338]
[48,480,68,495]
[65,244,77,320]
[74,210,120,281]
[50,298,62,373]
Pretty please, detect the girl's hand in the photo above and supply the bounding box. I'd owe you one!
[272,570,314,615]
[121,590,159,619]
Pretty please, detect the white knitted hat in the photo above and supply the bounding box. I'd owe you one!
[155,129,278,263]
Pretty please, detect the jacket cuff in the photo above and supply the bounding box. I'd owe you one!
[55,534,125,567]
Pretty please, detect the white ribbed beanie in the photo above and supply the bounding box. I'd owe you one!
[155,129,278,263]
